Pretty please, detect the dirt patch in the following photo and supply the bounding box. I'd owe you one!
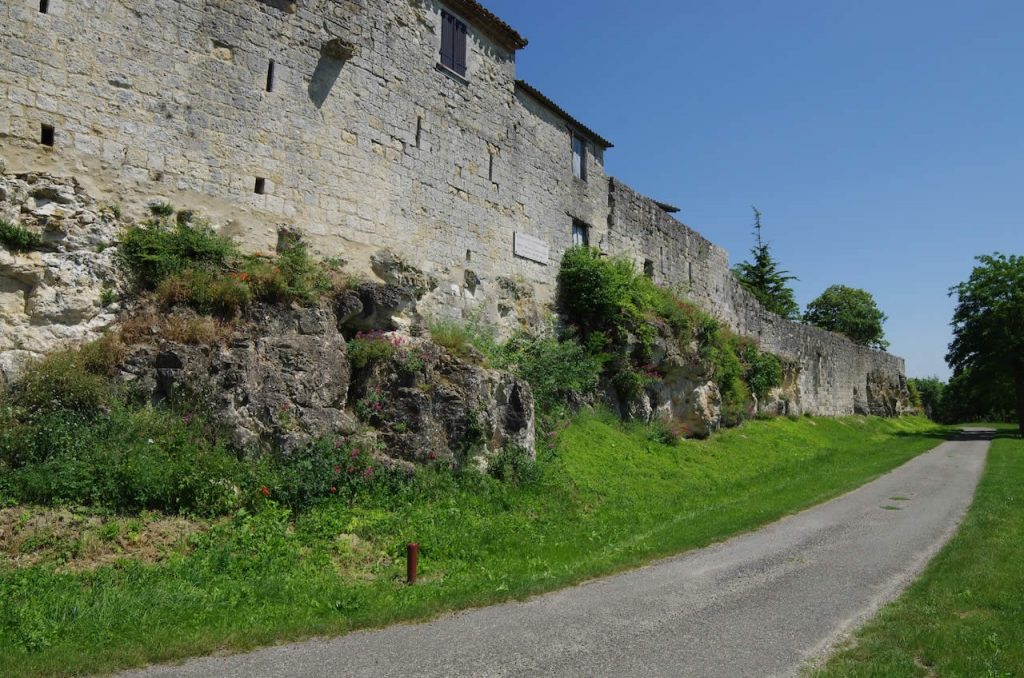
[0,506,213,571]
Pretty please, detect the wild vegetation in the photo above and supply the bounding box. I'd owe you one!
[119,207,351,316]
[556,246,784,425]
[0,210,946,675]
[0,413,942,676]
[0,218,42,252]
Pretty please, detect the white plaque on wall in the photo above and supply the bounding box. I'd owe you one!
[514,232,549,265]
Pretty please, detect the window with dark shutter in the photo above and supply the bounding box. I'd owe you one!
[440,9,468,77]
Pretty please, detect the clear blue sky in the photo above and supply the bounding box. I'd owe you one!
[485,0,1023,378]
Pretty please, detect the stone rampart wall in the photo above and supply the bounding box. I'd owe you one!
[608,180,907,415]
[0,0,907,414]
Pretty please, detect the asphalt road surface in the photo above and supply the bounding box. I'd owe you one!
[122,429,991,678]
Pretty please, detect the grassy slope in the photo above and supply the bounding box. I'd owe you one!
[0,414,944,677]
[814,427,1023,677]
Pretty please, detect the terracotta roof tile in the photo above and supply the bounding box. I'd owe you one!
[444,0,528,51]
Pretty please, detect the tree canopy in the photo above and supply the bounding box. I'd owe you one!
[947,253,1024,434]
[803,284,889,350]
[732,207,800,319]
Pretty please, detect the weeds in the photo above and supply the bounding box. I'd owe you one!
[0,219,42,252]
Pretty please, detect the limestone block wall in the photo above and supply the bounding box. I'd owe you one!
[0,0,609,323]
[0,0,908,415]
[608,180,908,415]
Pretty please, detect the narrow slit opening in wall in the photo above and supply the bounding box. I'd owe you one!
[254,177,266,195]
[465,249,472,262]
[40,124,55,147]
[415,116,422,148]
[39,0,49,14]
[265,59,276,92]
[488,153,495,182]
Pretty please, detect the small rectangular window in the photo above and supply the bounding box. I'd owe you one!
[39,0,49,14]
[254,177,266,194]
[265,59,275,92]
[40,124,55,147]
[644,259,655,278]
[440,10,468,76]
[572,219,589,247]
[572,133,587,181]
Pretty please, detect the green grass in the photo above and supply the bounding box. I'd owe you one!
[0,414,946,676]
[813,425,1023,677]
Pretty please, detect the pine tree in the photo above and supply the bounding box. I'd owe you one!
[732,207,800,319]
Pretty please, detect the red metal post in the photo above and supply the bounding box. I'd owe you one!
[406,542,419,584]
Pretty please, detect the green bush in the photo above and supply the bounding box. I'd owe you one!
[555,247,785,429]
[0,219,42,252]
[120,220,236,289]
[7,352,111,415]
[487,445,541,485]
[156,269,252,316]
[347,332,398,369]
[429,319,472,358]
[487,332,603,416]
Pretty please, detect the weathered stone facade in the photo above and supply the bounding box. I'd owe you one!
[0,0,908,415]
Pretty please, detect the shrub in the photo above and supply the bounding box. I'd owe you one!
[737,340,784,400]
[156,269,251,316]
[7,351,111,415]
[148,201,175,217]
[120,220,236,289]
[429,319,472,358]
[78,333,129,377]
[0,219,42,252]
[347,332,398,369]
[557,246,647,337]
[489,332,603,416]
[487,445,540,485]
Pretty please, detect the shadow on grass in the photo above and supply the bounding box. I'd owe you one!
[891,426,1020,442]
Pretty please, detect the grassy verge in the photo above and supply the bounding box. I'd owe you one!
[0,414,945,676]
[813,425,1023,677]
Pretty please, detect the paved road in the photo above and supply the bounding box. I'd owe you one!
[122,430,991,678]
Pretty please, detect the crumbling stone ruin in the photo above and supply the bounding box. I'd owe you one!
[0,0,909,417]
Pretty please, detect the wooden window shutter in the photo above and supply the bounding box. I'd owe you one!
[453,18,468,76]
[440,11,455,69]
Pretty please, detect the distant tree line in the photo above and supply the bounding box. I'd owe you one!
[732,208,888,350]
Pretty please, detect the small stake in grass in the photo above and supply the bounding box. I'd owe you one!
[407,542,419,584]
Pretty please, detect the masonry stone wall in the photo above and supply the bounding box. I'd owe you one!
[607,180,908,415]
[0,0,907,415]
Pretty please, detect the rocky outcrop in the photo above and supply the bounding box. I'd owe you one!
[119,306,356,452]
[349,334,535,467]
[0,170,123,384]
[116,300,535,466]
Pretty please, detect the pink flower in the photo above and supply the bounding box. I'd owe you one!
[350,449,360,459]
[333,465,341,475]
[428,451,437,460]
[260,485,270,497]
[330,486,337,494]
[347,466,355,474]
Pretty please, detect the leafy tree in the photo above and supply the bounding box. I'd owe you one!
[908,376,946,420]
[803,284,889,350]
[947,253,1024,434]
[732,207,800,319]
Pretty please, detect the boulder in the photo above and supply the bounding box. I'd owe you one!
[120,305,356,452]
[349,334,535,466]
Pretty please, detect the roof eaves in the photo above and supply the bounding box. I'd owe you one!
[445,0,528,51]
[515,80,614,149]
[653,200,680,214]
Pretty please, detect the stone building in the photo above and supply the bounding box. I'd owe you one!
[0,0,908,415]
